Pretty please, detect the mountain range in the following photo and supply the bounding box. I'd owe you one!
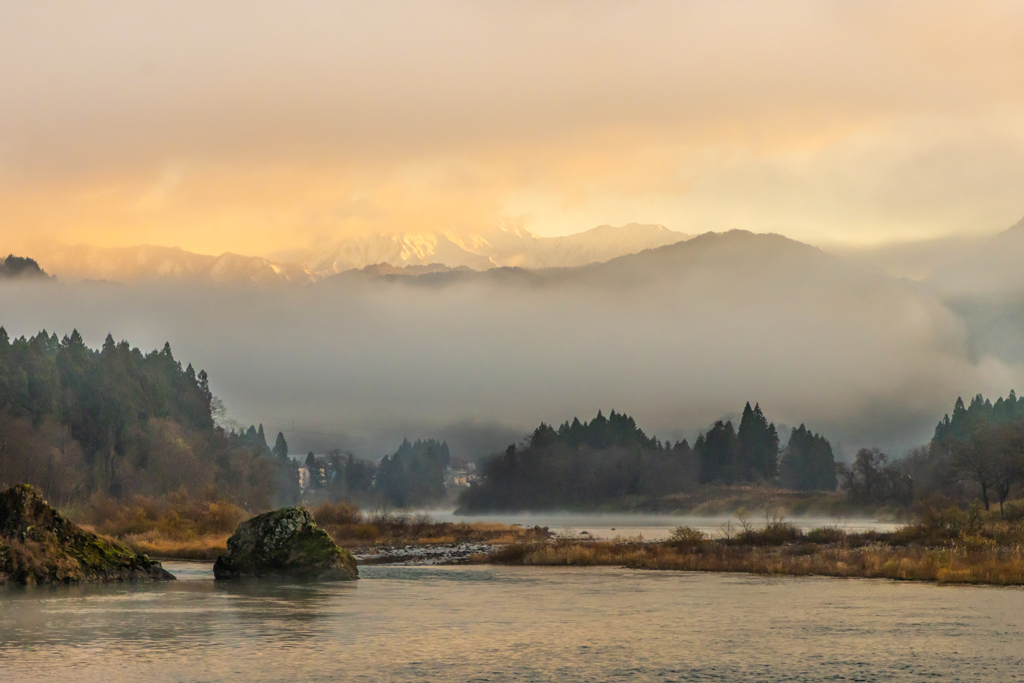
[2,223,1024,458]
[923,215,1024,297]
[23,223,690,284]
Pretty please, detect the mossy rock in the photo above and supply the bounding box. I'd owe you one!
[214,507,358,581]
[0,484,175,586]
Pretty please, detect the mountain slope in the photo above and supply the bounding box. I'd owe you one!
[297,223,690,277]
[926,215,1024,297]
[921,215,1024,365]
[31,245,313,285]
[0,229,1006,459]
[343,230,857,290]
[26,223,691,283]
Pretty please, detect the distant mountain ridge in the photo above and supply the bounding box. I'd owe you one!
[296,223,689,277]
[925,215,1024,296]
[330,230,838,290]
[0,226,1006,456]
[29,244,313,285]
[25,223,691,283]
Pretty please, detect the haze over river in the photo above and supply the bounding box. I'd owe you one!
[434,511,903,540]
[2,562,1022,682]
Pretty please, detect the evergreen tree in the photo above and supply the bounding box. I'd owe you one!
[928,391,1024,513]
[273,432,289,461]
[737,402,780,481]
[257,424,269,454]
[0,328,280,507]
[697,420,740,484]
[779,425,837,491]
[373,438,450,507]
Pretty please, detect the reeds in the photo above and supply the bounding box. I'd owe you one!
[79,497,552,560]
[488,538,1024,585]
[307,500,550,548]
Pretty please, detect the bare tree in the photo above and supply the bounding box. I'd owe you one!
[953,423,1024,517]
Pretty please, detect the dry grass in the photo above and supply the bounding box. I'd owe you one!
[311,501,549,549]
[485,510,1024,587]
[82,492,246,540]
[485,538,1024,585]
[69,492,246,560]
[113,531,232,560]
[75,498,552,560]
[321,519,547,548]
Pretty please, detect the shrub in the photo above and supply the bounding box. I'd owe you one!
[312,501,363,526]
[736,520,803,546]
[806,526,847,544]
[669,526,708,550]
[490,542,542,564]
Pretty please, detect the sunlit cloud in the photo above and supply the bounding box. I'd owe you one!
[1,1,1023,255]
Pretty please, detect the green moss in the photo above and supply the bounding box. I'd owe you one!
[215,507,357,580]
[0,484,173,585]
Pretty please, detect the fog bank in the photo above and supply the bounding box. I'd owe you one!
[0,233,1018,460]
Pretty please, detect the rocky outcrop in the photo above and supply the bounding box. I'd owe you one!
[214,507,358,581]
[0,484,175,586]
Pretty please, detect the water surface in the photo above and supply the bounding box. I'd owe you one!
[1,562,1021,682]
[428,510,901,540]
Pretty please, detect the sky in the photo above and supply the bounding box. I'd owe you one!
[2,1,1024,257]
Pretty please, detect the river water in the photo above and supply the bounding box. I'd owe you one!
[2,562,1022,682]
[427,511,903,540]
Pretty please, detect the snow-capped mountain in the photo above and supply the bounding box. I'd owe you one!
[296,223,690,278]
[24,223,690,283]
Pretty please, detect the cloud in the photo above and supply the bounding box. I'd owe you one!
[0,232,1019,460]
[2,2,1024,253]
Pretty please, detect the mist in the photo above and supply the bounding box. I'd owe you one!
[0,232,1017,462]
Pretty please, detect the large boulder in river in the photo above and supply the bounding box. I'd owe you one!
[0,484,175,586]
[213,507,358,581]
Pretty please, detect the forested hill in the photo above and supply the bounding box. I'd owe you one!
[0,329,286,509]
[457,407,838,513]
[0,255,51,279]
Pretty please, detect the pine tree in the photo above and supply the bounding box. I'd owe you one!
[738,402,779,481]
[779,425,837,491]
[737,403,758,481]
[698,420,740,484]
[273,432,289,461]
[256,424,271,456]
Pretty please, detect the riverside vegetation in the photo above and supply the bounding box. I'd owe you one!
[5,326,1024,583]
[0,484,173,585]
[75,496,547,561]
[482,503,1024,586]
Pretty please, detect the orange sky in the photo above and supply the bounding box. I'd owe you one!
[2,1,1024,256]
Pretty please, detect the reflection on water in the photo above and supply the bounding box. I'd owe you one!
[1,562,1022,682]
[426,510,903,540]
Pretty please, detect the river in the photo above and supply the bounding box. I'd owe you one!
[425,510,903,540]
[2,562,1022,682]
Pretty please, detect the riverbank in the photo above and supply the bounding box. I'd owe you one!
[109,522,550,562]
[88,500,550,562]
[478,509,1024,586]
[457,486,899,519]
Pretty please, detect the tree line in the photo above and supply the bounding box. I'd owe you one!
[0,329,292,510]
[0,255,51,279]
[458,405,838,512]
[12,327,1016,516]
[840,392,1024,516]
[298,437,451,508]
